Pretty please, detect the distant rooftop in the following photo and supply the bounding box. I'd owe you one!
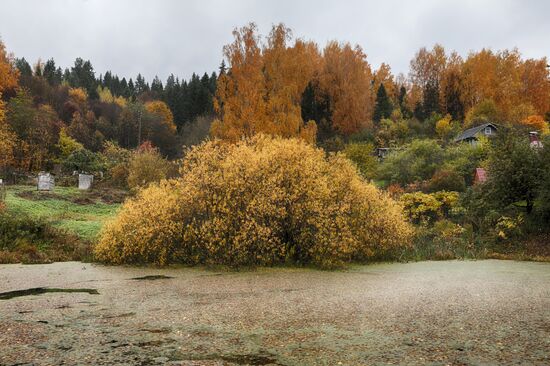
[454,123,498,143]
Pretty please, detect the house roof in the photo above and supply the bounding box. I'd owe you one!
[454,123,497,143]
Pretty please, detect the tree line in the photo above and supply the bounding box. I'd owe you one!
[1,22,549,177]
[212,23,549,147]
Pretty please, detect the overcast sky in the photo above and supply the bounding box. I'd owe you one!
[1,0,548,82]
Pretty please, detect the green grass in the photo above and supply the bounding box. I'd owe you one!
[4,185,120,241]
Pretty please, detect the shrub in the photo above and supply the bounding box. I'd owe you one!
[62,148,102,173]
[379,139,444,185]
[403,220,477,261]
[0,211,85,264]
[127,143,171,191]
[96,135,412,268]
[0,183,5,207]
[401,191,460,225]
[401,192,442,225]
[343,142,377,179]
[444,140,488,185]
[494,215,524,241]
[428,169,465,193]
[100,141,132,188]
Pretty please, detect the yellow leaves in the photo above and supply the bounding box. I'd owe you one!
[495,215,524,241]
[127,147,171,192]
[400,191,459,225]
[97,86,127,107]
[57,127,83,160]
[96,134,412,268]
[68,87,88,103]
[435,114,453,139]
[145,100,176,133]
[0,119,17,169]
[95,180,183,265]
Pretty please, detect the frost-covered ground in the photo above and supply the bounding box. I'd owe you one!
[0,260,548,365]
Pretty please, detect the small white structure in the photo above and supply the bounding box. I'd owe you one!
[529,132,544,149]
[78,174,94,190]
[37,172,55,191]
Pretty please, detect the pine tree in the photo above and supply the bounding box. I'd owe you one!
[219,60,227,75]
[69,58,97,98]
[398,86,412,118]
[151,76,163,95]
[43,58,62,85]
[135,74,148,95]
[301,81,332,140]
[444,72,464,121]
[413,101,424,121]
[15,58,32,77]
[373,84,392,122]
[422,80,440,118]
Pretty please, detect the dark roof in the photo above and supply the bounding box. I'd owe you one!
[454,123,497,142]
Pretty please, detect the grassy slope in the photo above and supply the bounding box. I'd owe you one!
[5,186,120,241]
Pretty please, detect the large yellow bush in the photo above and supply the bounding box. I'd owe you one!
[95,135,412,268]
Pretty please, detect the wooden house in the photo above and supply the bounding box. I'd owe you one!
[455,123,498,145]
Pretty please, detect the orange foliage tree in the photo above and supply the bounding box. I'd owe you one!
[521,115,549,133]
[409,44,447,89]
[0,40,19,95]
[211,23,318,143]
[0,97,17,172]
[373,63,396,104]
[318,42,374,135]
[460,48,549,124]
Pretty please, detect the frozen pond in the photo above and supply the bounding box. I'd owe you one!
[0,260,549,365]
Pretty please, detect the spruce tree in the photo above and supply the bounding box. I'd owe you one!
[422,80,440,118]
[444,72,464,121]
[373,84,392,122]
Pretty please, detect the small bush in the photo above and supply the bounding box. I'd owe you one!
[402,220,478,261]
[343,142,377,179]
[100,141,132,188]
[428,169,465,193]
[127,143,171,192]
[0,211,85,264]
[96,135,412,268]
[401,191,460,225]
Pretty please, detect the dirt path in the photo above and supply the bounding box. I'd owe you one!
[0,260,548,365]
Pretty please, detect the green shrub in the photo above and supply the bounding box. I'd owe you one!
[428,169,466,193]
[0,211,85,264]
[379,139,444,185]
[63,148,102,173]
[444,140,488,185]
[100,141,132,188]
[402,220,480,261]
[96,135,412,268]
[343,142,377,179]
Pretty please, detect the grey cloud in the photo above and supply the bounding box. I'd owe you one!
[0,0,548,82]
